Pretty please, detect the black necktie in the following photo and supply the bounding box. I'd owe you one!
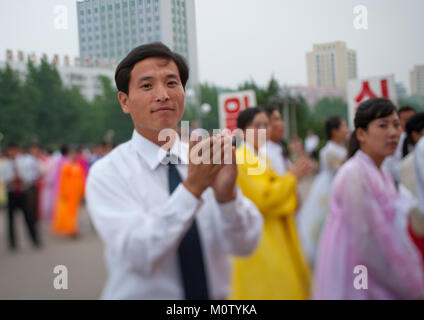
[168,161,210,300]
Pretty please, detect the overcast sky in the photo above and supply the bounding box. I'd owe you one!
[0,0,423,92]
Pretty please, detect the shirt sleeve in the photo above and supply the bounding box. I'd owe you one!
[339,167,424,299]
[85,161,204,275]
[209,187,263,256]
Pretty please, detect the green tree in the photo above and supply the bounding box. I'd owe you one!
[198,82,220,131]
[95,76,133,144]
[399,95,424,112]
[0,63,36,146]
[312,97,348,123]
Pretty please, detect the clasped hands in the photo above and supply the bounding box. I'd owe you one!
[183,130,237,203]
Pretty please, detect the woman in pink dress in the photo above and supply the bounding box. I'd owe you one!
[314,98,424,299]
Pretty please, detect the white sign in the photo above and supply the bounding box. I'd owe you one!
[218,90,256,131]
[347,75,397,128]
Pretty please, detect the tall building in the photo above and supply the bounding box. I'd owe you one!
[76,0,199,86]
[306,41,357,92]
[410,65,424,96]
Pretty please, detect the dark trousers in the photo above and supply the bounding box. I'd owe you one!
[7,190,40,250]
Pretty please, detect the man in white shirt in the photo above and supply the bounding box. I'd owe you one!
[85,42,263,300]
[383,106,416,184]
[259,106,290,176]
[1,144,41,251]
[304,130,320,160]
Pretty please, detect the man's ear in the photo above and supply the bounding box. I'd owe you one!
[118,91,130,114]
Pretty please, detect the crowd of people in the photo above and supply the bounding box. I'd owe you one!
[2,42,424,300]
[0,142,113,250]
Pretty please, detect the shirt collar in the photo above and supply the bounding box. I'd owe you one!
[131,129,189,171]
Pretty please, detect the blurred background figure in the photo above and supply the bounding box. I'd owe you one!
[383,106,416,186]
[400,112,424,198]
[288,133,305,163]
[231,106,313,300]
[76,145,89,180]
[260,106,291,177]
[304,130,320,161]
[297,116,349,268]
[0,151,8,208]
[1,143,41,251]
[89,142,107,167]
[51,145,85,238]
[314,98,424,300]
[29,143,47,223]
[400,113,424,263]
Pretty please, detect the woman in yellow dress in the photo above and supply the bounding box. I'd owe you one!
[231,106,313,299]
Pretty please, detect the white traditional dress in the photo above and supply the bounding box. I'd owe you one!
[297,141,347,267]
[314,150,424,299]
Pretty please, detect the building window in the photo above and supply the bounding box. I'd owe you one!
[80,10,84,16]
[87,9,91,14]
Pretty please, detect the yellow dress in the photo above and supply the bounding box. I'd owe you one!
[231,145,311,300]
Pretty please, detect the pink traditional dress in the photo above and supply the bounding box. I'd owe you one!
[314,150,424,299]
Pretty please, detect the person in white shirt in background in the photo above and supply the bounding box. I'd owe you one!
[259,105,291,176]
[383,106,416,185]
[398,113,424,241]
[297,116,349,268]
[85,42,263,300]
[304,130,320,160]
[400,112,424,198]
[413,136,424,230]
[1,144,41,251]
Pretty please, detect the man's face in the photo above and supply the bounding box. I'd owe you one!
[269,110,285,142]
[399,110,416,132]
[334,119,350,143]
[118,57,185,135]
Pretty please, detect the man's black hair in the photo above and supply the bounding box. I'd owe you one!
[398,105,416,114]
[325,116,343,141]
[262,105,278,118]
[115,42,189,94]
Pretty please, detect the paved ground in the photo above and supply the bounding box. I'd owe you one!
[0,176,315,300]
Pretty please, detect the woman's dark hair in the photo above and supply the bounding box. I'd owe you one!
[237,106,266,130]
[115,42,189,94]
[398,105,416,115]
[325,116,343,141]
[403,112,424,157]
[347,98,397,158]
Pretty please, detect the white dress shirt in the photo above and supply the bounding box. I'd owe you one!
[304,135,319,154]
[1,154,40,191]
[86,130,263,300]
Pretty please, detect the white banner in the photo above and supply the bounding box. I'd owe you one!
[218,90,256,130]
[347,75,397,128]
